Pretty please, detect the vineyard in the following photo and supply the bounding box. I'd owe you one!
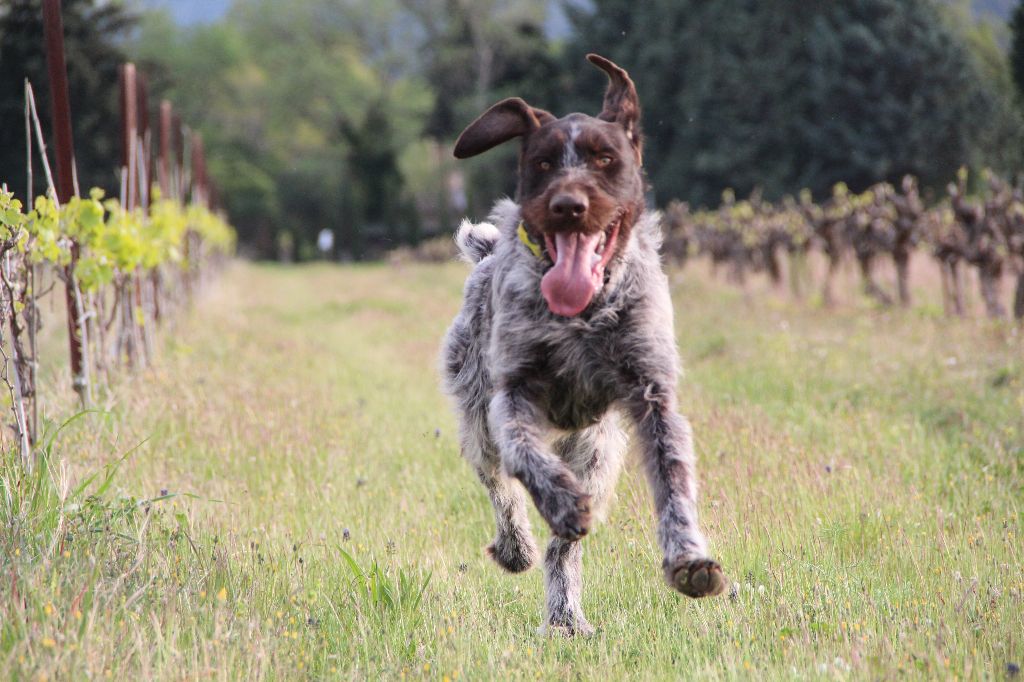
[0,4,234,468]
[1,2,1022,680]
[665,169,1024,319]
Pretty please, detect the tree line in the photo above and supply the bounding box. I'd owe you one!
[2,0,1024,260]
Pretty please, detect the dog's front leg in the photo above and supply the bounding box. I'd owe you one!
[488,389,592,540]
[626,381,727,598]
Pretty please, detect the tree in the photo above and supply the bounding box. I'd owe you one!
[131,0,432,259]
[1012,0,1024,97]
[946,0,1024,175]
[567,0,1007,207]
[0,0,135,200]
[408,0,565,215]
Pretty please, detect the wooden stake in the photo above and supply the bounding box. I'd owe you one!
[119,63,138,211]
[158,100,172,196]
[42,0,88,403]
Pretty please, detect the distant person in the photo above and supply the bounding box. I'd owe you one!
[317,228,335,258]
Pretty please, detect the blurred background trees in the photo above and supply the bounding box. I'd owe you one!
[2,0,1024,259]
[0,0,135,199]
[566,0,1021,206]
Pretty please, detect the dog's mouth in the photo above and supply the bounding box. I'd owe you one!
[540,212,622,317]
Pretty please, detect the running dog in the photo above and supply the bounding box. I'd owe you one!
[442,54,726,636]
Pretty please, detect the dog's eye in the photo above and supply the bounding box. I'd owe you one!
[596,155,614,168]
[536,159,552,172]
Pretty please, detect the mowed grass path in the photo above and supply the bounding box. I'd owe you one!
[3,260,1022,680]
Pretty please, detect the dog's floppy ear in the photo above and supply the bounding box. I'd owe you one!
[587,53,642,155]
[454,97,555,159]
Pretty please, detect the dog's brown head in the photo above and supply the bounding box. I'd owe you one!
[454,54,645,317]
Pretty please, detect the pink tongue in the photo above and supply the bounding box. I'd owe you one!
[541,231,602,317]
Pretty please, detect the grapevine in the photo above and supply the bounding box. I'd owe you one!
[0,182,234,463]
[667,169,1024,319]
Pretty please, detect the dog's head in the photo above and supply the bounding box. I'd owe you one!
[454,54,645,317]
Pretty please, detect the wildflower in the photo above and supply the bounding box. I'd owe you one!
[217,587,227,602]
[41,637,56,648]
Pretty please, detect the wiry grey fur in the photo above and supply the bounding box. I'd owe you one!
[443,199,724,635]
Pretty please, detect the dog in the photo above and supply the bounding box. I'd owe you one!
[442,54,726,636]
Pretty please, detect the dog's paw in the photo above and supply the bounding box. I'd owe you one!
[665,557,728,599]
[537,484,592,541]
[486,529,539,573]
[538,618,596,638]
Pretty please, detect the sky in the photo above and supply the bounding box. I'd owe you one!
[138,0,230,26]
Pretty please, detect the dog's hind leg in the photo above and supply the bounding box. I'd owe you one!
[476,462,539,573]
[459,404,539,573]
[541,418,625,637]
[540,537,588,636]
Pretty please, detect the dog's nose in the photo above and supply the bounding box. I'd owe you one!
[550,193,588,219]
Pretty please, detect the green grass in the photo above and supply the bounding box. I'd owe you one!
[2,260,1022,679]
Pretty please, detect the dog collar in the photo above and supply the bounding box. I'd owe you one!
[517,222,544,259]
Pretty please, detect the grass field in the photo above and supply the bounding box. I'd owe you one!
[2,259,1022,680]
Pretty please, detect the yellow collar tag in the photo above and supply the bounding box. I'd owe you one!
[517,222,543,259]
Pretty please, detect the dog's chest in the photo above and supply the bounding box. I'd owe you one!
[532,324,621,431]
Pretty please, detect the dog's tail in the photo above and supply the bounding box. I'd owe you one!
[455,219,500,264]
